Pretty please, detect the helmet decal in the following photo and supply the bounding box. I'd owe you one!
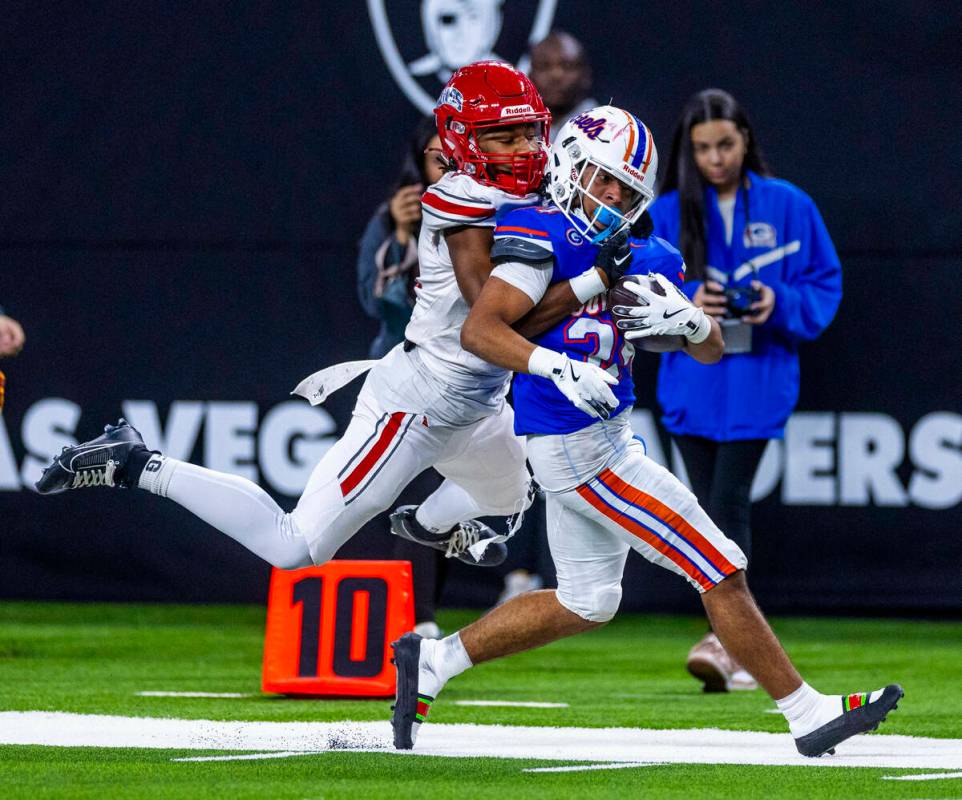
[571,113,608,141]
[500,104,536,117]
[438,86,464,112]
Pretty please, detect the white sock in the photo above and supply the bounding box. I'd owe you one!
[415,479,482,533]
[137,455,176,497]
[419,633,473,696]
[407,633,473,745]
[776,682,842,738]
[138,457,312,569]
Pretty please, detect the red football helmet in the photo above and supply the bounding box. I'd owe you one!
[434,61,550,196]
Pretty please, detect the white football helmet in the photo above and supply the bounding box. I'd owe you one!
[548,105,658,243]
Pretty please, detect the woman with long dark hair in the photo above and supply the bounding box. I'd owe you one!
[357,116,448,359]
[649,89,842,692]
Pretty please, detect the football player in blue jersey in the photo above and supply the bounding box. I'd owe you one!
[391,106,902,758]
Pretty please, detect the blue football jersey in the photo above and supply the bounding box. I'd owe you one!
[498,205,686,436]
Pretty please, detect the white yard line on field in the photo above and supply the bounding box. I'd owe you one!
[455,700,569,708]
[882,771,962,781]
[173,751,322,762]
[136,692,253,698]
[3,712,961,771]
[523,762,652,773]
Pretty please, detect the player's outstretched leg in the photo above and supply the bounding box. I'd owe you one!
[36,418,314,569]
[35,419,152,493]
[702,571,903,757]
[390,505,507,567]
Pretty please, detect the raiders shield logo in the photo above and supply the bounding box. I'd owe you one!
[367,0,558,114]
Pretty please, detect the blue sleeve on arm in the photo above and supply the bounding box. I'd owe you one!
[356,209,392,319]
[765,197,842,341]
[632,237,687,288]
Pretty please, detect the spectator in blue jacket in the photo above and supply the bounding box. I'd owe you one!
[649,89,842,692]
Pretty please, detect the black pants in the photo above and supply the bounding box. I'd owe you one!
[673,436,768,564]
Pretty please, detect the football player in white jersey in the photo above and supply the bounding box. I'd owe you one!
[35,62,631,577]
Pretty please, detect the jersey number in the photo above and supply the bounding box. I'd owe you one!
[563,316,634,377]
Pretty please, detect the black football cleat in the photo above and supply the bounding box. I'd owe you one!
[390,505,507,567]
[35,419,148,495]
[391,633,433,750]
[795,684,904,757]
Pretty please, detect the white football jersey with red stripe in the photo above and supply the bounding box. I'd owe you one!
[406,171,538,392]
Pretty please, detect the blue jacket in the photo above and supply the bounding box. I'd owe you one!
[648,171,842,441]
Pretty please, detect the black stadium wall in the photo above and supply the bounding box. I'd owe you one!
[1,3,959,614]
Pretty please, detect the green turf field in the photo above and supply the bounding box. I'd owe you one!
[1,602,960,799]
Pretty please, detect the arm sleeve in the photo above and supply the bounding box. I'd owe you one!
[764,198,843,341]
[356,209,391,319]
[641,250,687,290]
[490,260,552,305]
[638,239,693,295]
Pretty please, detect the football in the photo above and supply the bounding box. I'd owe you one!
[608,274,686,352]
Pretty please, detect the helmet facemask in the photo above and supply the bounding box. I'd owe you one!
[446,118,549,196]
[560,159,652,244]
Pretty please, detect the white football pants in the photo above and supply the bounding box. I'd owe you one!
[527,412,747,623]
[149,353,531,568]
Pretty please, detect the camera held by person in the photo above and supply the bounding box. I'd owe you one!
[704,281,762,319]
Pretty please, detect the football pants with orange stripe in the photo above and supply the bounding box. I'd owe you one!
[544,448,746,623]
[523,417,744,621]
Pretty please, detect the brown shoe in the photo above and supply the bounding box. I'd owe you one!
[686,632,758,692]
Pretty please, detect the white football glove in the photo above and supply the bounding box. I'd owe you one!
[615,272,711,344]
[528,347,619,420]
